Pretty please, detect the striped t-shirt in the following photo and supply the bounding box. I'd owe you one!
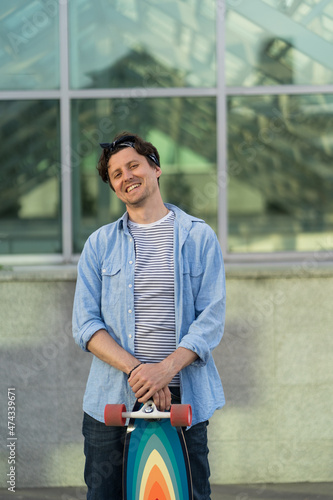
[128,210,179,386]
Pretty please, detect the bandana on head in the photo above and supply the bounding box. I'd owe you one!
[100,135,160,167]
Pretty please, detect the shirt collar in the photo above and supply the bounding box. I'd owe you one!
[117,203,203,234]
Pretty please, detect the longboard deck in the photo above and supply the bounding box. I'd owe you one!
[123,403,193,500]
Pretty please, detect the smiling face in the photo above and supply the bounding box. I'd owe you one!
[107,147,162,209]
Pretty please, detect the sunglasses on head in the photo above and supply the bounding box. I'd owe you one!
[100,135,160,167]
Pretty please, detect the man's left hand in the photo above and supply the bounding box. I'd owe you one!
[128,362,173,410]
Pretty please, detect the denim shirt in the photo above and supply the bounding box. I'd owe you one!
[72,203,226,426]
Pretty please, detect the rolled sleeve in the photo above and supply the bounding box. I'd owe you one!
[178,333,209,366]
[74,319,107,352]
[178,294,225,366]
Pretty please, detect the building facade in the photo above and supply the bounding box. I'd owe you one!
[0,0,332,489]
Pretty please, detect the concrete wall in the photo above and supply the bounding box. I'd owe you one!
[0,266,332,488]
[210,267,333,485]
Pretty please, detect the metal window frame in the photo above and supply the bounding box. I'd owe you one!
[0,0,333,267]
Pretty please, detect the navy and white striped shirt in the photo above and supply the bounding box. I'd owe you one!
[128,210,179,386]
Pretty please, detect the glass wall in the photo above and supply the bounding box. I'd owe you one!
[227,93,333,253]
[225,0,333,255]
[0,0,333,262]
[0,100,61,255]
[68,0,216,88]
[225,0,333,86]
[0,2,60,90]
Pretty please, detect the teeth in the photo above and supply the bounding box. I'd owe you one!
[127,184,140,192]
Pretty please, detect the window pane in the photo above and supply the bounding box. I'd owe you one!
[226,0,333,86]
[71,97,216,252]
[68,0,215,89]
[0,101,61,254]
[0,1,60,90]
[227,93,333,253]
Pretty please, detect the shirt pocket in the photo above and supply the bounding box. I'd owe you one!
[182,259,203,305]
[101,262,122,308]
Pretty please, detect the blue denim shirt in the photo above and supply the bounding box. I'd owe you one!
[72,204,226,426]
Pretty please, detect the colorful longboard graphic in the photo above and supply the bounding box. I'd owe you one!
[123,409,192,500]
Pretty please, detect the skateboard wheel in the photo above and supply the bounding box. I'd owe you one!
[104,404,126,426]
[170,404,192,427]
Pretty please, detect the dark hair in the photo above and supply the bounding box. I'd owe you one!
[97,131,160,190]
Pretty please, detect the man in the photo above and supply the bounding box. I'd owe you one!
[72,131,226,500]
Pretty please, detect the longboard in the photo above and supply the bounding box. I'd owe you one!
[105,400,193,500]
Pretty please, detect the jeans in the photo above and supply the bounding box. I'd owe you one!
[82,389,211,500]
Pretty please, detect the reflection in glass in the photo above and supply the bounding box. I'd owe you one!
[227,93,333,253]
[68,0,215,89]
[226,1,333,86]
[0,1,60,90]
[71,97,217,252]
[0,101,61,254]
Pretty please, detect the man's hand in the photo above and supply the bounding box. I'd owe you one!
[152,386,172,411]
[128,362,173,411]
[128,348,198,411]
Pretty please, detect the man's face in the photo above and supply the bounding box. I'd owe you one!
[107,148,161,208]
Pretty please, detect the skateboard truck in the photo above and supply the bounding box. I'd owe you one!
[105,400,192,427]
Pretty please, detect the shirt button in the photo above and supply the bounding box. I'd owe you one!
[128,284,132,288]
[129,260,133,265]
[128,309,132,314]
[129,334,132,339]
[129,238,133,242]
[102,269,106,273]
